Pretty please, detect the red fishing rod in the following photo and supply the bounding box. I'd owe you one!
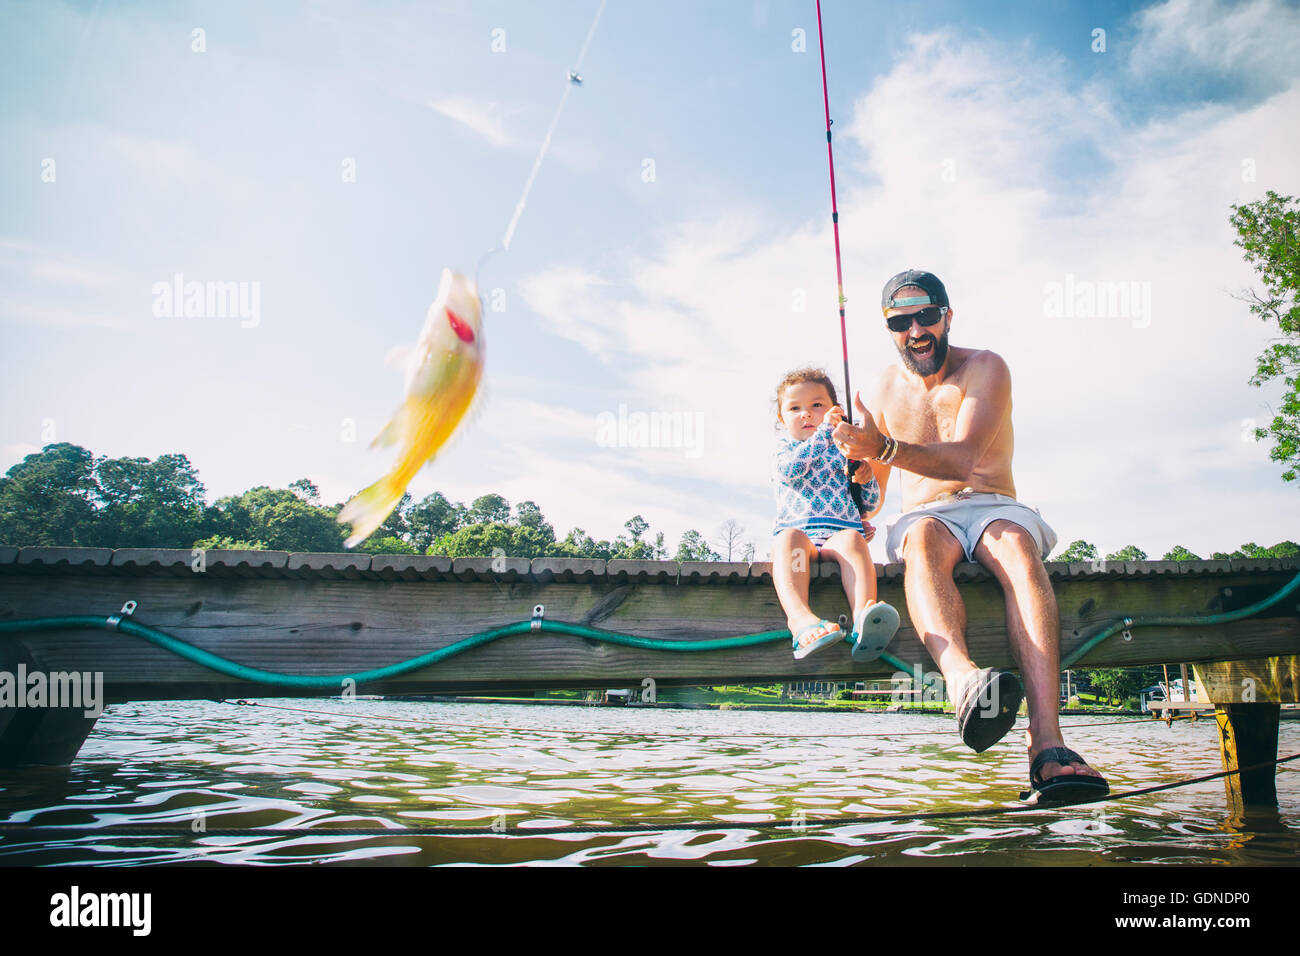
[814,0,866,502]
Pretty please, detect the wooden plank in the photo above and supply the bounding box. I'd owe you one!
[530,557,605,583]
[17,547,113,571]
[193,549,290,577]
[286,552,371,580]
[110,548,197,576]
[451,556,529,581]
[369,555,453,581]
[679,562,749,583]
[0,564,1297,699]
[606,560,676,584]
[1194,656,1300,704]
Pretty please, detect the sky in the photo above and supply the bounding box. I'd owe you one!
[1,0,1298,560]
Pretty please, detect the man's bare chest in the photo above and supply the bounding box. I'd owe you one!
[885,381,964,443]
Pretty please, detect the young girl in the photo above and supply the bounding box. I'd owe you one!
[772,368,899,660]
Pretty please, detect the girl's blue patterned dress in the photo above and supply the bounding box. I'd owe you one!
[773,420,880,545]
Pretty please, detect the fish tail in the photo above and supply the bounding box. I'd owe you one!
[337,471,408,549]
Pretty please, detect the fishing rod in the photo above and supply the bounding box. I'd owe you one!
[814,0,867,503]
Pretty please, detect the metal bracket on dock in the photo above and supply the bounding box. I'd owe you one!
[531,604,545,631]
[106,600,138,630]
[1122,617,1133,642]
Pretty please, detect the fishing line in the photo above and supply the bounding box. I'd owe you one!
[475,0,607,287]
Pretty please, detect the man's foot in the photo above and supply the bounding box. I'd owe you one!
[1021,746,1109,805]
[954,667,1022,753]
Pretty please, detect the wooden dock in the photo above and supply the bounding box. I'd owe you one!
[2,546,1298,791]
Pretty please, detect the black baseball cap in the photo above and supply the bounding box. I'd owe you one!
[881,269,949,315]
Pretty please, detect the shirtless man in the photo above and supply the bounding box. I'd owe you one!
[828,269,1108,803]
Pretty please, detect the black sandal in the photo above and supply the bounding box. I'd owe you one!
[1020,746,1110,805]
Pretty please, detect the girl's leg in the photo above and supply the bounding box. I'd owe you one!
[820,529,877,617]
[771,528,822,633]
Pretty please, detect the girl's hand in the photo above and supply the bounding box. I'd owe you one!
[850,461,874,483]
[825,405,845,429]
[862,521,876,542]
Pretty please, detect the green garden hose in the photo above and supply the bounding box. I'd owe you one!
[1061,569,1300,669]
[0,612,913,688]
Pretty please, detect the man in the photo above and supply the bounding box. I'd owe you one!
[828,269,1108,803]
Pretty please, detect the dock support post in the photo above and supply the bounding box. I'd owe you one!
[0,707,100,768]
[0,641,101,767]
[1213,703,1281,810]
[1196,655,1297,813]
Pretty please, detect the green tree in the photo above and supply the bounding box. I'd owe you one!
[0,444,101,546]
[1212,540,1300,560]
[674,529,720,562]
[1105,545,1148,562]
[1052,540,1098,563]
[358,535,418,554]
[1230,190,1300,483]
[288,478,320,504]
[407,492,465,552]
[95,453,208,548]
[207,486,345,552]
[430,521,514,558]
[1162,545,1200,560]
[468,494,510,525]
[1086,668,1142,707]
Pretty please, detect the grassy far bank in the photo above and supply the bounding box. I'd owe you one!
[510,685,1141,712]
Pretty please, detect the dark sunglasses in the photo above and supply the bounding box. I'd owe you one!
[885,306,946,333]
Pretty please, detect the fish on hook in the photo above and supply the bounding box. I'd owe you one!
[338,268,485,548]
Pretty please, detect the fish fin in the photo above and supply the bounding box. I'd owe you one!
[337,471,408,549]
[384,344,418,373]
[368,403,410,450]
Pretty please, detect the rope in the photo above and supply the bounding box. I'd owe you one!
[2,752,1295,838]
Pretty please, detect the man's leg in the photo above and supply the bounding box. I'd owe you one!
[900,518,980,691]
[972,519,1103,783]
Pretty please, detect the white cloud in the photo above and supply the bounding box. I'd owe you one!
[0,300,130,331]
[1129,0,1300,89]
[427,95,515,148]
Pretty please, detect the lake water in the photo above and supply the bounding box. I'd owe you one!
[1,700,1297,866]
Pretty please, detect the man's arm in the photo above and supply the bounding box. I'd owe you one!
[834,353,1011,482]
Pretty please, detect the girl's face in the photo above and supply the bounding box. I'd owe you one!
[779,382,834,439]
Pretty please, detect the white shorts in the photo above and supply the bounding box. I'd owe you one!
[884,492,1058,564]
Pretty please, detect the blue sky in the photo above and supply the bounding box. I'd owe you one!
[2,0,1299,559]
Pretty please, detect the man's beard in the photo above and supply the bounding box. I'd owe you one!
[898,327,949,376]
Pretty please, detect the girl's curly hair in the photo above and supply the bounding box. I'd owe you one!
[773,367,838,426]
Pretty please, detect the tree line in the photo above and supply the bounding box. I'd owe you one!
[0,443,748,560]
[1052,540,1299,562]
